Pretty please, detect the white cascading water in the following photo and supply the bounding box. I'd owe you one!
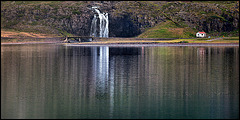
[90,14,97,37]
[90,7,109,38]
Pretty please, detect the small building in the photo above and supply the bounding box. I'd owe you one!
[196,32,206,38]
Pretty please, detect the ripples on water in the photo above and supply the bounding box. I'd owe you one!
[1,44,239,119]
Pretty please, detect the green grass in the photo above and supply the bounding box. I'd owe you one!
[73,37,239,45]
[172,37,239,43]
[138,20,197,38]
[222,37,239,40]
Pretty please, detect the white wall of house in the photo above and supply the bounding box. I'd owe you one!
[196,32,206,38]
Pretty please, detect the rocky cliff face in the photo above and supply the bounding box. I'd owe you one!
[161,2,239,33]
[1,1,239,37]
[1,1,94,36]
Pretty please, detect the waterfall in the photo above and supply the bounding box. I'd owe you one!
[90,14,97,37]
[90,7,109,38]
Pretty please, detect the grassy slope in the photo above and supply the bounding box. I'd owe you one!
[137,20,197,38]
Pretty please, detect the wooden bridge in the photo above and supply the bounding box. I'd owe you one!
[64,36,95,42]
[64,36,110,43]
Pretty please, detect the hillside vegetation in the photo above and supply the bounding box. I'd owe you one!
[1,1,239,38]
[138,20,197,38]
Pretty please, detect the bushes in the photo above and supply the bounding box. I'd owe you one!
[178,41,189,43]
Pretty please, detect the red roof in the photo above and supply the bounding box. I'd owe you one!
[198,32,206,34]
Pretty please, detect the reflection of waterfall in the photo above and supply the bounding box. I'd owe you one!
[98,47,109,90]
[91,46,113,117]
[91,46,109,94]
[90,7,109,38]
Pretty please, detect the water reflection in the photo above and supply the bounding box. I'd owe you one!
[1,44,239,119]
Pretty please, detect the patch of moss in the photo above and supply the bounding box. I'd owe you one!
[30,21,38,26]
[210,15,227,22]
[72,10,81,15]
[56,28,74,37]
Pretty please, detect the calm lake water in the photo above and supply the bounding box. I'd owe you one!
[1,43,239,119]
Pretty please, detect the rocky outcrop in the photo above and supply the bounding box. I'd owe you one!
[162,2,239,33]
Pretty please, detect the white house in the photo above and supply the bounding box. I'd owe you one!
[196,32,206,38]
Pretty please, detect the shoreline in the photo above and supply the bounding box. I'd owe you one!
[1,37,239,46]
[64,42,239,47]
[1,41,239,47]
